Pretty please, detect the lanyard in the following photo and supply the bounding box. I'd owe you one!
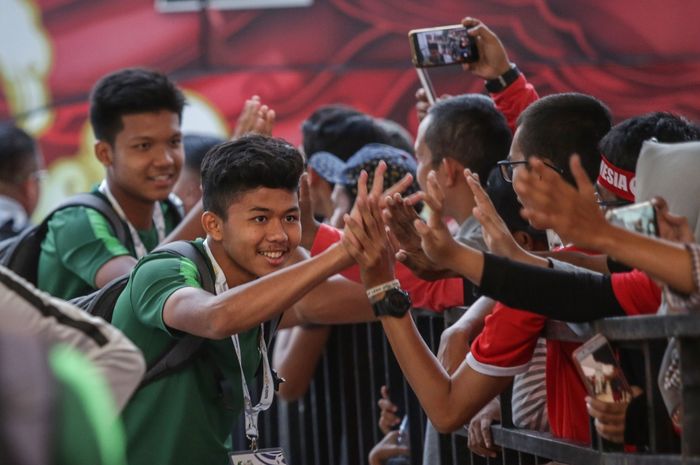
[203,240,274,450]
[98,180,166,258]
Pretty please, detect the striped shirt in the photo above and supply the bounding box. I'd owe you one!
[511,338,548,431]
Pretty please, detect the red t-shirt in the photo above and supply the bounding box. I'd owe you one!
[310,223,465,312]
[468,268,661,443]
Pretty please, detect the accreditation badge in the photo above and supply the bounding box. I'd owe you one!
[229,447,287,465]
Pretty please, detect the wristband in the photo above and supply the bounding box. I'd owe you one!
[485,63,520,93]
[366,279,401,299]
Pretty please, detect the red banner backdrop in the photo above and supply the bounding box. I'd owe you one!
[1,0,699,211]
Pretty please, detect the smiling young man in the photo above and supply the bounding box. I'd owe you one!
[111,135,381,465]
[37,68,206,300]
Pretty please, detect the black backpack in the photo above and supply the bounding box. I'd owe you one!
[69,240,215,388]
[0,192,184,287]
[0,194,129,286]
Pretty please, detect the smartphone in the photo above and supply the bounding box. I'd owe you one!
[605,201,658,237]
[572,334,632,402]
[396,415,409,445]
[408,24,479,68]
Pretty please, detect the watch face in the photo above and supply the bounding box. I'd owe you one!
[373,288,412,317]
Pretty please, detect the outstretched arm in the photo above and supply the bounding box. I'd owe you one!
[515,155,696,294]
[344,182,510,433]
[163,242,353,339]
[414,170,628,320]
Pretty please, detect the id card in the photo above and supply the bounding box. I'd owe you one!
[229,448,287,465]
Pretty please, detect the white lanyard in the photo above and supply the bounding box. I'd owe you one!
[98,180,166,258]
[203,240,274,448]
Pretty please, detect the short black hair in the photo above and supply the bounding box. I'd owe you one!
[424,94,511,181]
[201,134,304,219]
[375,118,415,155]
[0,123,38,184]
[89,68,186,145]
[301,104,391,161]
[516,93,612,184]
[183,133,226,172]
[600,112,700,172]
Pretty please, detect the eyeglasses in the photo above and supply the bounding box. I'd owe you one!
[594,185,632,209]
[497,159,564,183]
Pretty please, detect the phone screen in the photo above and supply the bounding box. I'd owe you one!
[409,25,478,67]
[605,201,658,237]
[573,334,632,402]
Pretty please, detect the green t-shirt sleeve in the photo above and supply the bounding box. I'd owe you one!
[45,207,131,287]
[125,254,203,336]
[50,344,127,465]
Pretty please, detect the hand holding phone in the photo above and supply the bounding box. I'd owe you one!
[573,334,632,403]
[458,17,513,81]
[605,201,659,237]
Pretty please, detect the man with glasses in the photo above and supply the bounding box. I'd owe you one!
[0,123,43,241]
[500,111,700,210]
[494,111,700,273]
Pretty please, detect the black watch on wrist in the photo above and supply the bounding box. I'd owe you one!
[485,63,520,93]
[371,288,412,318]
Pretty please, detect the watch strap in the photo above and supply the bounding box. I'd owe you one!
[485,63,520,93]
[371,288,412,318]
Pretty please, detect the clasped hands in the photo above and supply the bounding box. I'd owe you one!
[341,164,470,287]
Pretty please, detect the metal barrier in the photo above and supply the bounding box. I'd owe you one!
[486,314,700,465]
[232,311,700,465]
[231,309,445,465]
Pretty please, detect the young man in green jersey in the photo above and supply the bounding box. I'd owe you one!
[111,135,391,465]
[37,68,206,300]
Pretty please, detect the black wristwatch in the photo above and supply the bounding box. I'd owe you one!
[371,288,412,318]
[485,63,521,93]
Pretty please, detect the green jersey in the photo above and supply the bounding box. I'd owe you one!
[50,344,127,465]
[111,239,261,465]
[37,190,180,300]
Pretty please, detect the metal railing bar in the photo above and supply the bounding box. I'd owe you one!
[680,337,700,456]
[642,342,658,452]
[546,315,700,343]
[321,349,335,464]
[492,426,700,465]
[491,426,602,464]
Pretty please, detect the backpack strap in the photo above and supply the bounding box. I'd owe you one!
[139,241,214,387]
[0,193,129,285]
[52,193,130,245]
[154,241,215,292]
